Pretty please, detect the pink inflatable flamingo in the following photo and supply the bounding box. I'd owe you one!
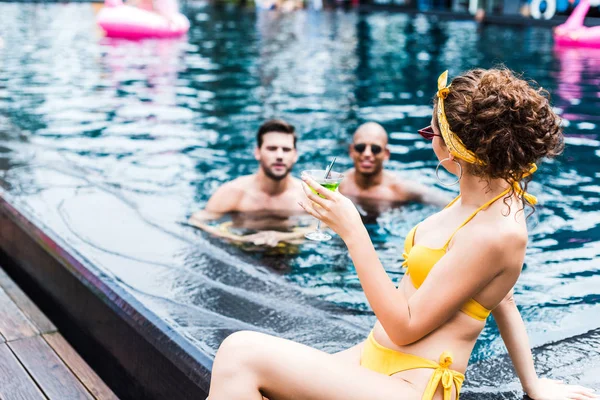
[97,0,189,40]
[554,0,600,48]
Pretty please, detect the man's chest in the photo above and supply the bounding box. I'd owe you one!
[238,191,299,211]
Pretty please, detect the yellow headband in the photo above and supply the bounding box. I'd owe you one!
[436,70,538,205]
[437,71,482,165]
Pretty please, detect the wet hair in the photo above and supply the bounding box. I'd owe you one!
[256,119,297,149]
[434,67,564,209]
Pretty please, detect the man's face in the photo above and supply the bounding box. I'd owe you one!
[349,129,390,176]
[255,132,298,181]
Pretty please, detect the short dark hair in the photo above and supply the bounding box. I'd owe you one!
[256,119,297,148]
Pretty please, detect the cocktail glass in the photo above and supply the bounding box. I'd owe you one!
[302,169,344,242]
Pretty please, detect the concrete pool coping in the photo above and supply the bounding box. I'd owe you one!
[0,190,212,399]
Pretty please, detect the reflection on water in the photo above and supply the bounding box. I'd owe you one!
[0,2,599,394]
[554,45,600,123]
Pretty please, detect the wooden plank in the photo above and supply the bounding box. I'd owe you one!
[0,343,46,400]
[0,268,56,334]
[8,336,93,400]
[0,287,38,341]
[44,332,119,400]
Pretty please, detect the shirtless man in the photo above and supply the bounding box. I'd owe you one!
[339,122,449,207]
[189,119,310,246]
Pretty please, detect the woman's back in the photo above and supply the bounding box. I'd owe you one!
[370,188,528,396]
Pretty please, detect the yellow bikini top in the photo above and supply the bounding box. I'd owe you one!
[402,188,512,322]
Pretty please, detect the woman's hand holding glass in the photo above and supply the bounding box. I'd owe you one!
[298,174,363,241]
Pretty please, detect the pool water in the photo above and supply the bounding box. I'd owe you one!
[0,2,598,395]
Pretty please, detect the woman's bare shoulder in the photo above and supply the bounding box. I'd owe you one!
[453,214,528,271]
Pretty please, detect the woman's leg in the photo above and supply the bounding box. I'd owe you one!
[255,340,363,400]
[209,331,420,400]
[332,341,364,364]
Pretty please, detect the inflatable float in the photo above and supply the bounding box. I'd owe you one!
[96,0,189,40]
[554,0,600,48]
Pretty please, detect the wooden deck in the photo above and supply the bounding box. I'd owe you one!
[0,267,118,400]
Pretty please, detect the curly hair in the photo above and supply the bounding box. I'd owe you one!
[433,68,564,209]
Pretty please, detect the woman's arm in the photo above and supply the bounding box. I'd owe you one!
[299,175,508,345]
[342,222,507,345]
[492,291,540,394]
[493,291,598,399]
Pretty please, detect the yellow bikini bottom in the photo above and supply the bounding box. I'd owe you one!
[360,332,464,400]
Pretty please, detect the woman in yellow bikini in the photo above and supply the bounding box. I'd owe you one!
[207,68,599,400]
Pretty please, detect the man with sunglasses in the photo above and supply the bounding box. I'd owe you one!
[339,122,449,206]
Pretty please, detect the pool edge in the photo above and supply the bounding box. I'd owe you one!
[0,190,212,399]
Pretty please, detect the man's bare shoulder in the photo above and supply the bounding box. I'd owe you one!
[339,169,357,192]
[218,175,256,192]
[289,175,303,184]
[342,168,356,178]
[204,175,255,213]
[288,175,304,189]
[384,171,409,191]
[384,171,448,205]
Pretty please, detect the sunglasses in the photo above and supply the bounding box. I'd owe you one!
[418,125,442,141]
[353,143,383,155]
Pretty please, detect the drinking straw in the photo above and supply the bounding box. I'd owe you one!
[324,157,337,179]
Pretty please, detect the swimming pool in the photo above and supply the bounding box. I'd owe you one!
[0,2,598,396]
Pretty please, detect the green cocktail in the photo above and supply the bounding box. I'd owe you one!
[302,169,344,241]
[314,182,341,193]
